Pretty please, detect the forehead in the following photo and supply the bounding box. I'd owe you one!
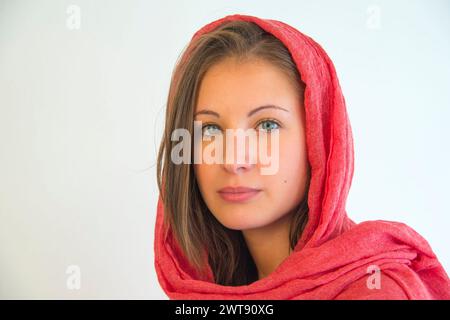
[195,58,301,114]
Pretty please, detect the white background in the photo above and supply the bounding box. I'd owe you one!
[0,0,448,299]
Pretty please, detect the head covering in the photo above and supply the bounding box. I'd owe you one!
[154,14,450,299]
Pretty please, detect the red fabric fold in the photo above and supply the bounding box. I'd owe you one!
[154,14,450,299]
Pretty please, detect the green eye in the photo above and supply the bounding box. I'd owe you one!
[257,120,280,132]
[202,124,221,137]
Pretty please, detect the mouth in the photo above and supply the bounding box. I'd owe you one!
[217,186,262,203]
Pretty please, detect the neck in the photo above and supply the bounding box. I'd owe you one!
[242,211,295,280]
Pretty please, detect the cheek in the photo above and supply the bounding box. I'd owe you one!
[274,133,308,191]
[194,164,205,188]
[194,164,217,196]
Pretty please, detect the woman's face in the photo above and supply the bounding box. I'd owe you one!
[193,57,309,231]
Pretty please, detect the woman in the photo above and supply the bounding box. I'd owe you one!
[154,14,449,299]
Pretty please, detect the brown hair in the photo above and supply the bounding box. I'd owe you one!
[157,20,310,286]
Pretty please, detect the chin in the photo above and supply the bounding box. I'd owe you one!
[217,213,273,231]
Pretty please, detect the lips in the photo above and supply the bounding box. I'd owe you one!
[217,186,262,202]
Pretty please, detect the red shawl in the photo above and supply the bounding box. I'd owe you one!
[154,14,450,299]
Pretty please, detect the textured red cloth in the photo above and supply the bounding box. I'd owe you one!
[154,14,450,299]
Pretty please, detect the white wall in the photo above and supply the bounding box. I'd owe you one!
[0,0,448,299]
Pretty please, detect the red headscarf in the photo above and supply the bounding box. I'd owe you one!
[154,14,450,299]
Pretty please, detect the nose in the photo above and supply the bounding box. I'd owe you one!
[222,133,257,174]
[223,160,255,174]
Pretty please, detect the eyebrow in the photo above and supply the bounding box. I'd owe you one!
[194,104,289,118]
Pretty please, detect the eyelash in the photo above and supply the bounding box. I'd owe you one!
[201,118,282,135]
